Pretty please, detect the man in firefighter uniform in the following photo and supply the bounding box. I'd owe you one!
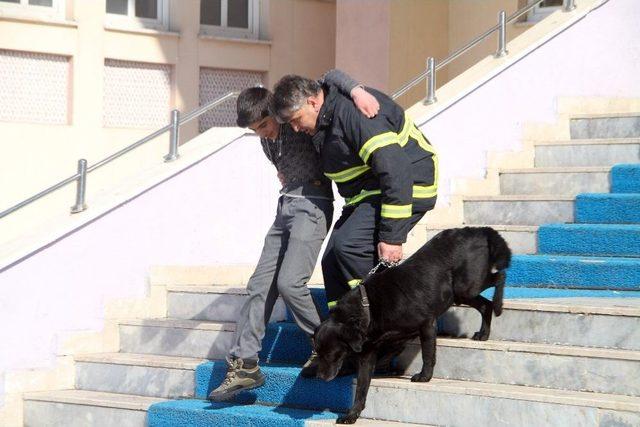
[272,75,437,308]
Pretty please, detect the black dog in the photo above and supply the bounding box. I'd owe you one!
[314,227,511,424]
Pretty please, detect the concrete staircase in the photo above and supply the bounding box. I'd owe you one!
[21,113,640,426]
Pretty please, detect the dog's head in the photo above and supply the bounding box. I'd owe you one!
[314,311,366,381]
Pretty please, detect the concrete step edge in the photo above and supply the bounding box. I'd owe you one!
[499,166,611,174]
[74,353,206,370]
[436,338,640,361]
[23,390,166,411]
[534,138,640,146]
[570,113,640,119]
[119,318,236,331]
[369,377,640,412]
[424,224,539,232]
[464,195,575,201]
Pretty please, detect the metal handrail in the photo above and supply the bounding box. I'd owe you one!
[391,0,576,100]
[0,91,239,220]
[0,0,579,221]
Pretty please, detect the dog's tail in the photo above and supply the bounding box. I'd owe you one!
[485,227,511,317]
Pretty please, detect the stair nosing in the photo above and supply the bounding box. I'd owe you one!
[23,390,166,411]
[75,352,206,370]
[464,195,575,201]
[534,137,640,146]
[499,166,611,174]
[369,377,640,412]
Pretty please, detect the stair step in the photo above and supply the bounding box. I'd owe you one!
[441,298,640,350]
[507,254,640,290]
[399,338,640,396]
[576,193,640,224]
[194,361,353,411]
[570,115,640,140]
[147,399,340,427]
[23,390,164,427]
[119,319,312,363]
[463,196,574,226]
[534,138,640,168]
[499,167,610,195]
[362,377,640,426]
[425,225,538,254]
[538,223,640,257]
[75,353,205,398]
[612,163,640,193]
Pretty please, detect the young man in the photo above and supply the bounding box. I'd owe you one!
[208,70,379,402]
[272,75,438,309]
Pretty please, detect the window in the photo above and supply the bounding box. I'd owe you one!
[105,0,168,30]
[528,0,563,22]
[200,0,259,39]
[0,0,64,19]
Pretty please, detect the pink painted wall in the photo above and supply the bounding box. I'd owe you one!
[420,0,640,199]
[0,135,281,373]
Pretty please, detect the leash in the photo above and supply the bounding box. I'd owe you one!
[366,258,402,277]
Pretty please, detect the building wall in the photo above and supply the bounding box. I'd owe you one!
[0,0,336,245]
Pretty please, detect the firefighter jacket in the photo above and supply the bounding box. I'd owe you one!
[312,85,438,244]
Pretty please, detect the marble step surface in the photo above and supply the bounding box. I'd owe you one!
[570,115,640,140]
[533,138,640,168]
[22,390,164,427]
[162,289,640,350]
[361,377,640,427]
[424,224,538,255]
[498,167,610,195]
[463,195,574,226]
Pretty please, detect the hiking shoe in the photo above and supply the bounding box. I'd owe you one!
[300,350,319,378]
[208,357,266,402]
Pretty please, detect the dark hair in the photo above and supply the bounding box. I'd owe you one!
[272,75,321,122]
[236,87,273,128]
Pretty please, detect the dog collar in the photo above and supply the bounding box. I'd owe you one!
[358,285,371,329]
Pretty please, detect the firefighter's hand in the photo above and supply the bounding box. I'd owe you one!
[277,172,286,186]
[378,242,402,263]
[351,86,379,118]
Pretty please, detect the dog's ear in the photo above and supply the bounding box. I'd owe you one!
[341,325,364,353]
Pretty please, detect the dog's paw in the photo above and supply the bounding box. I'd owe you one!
[337,413,359,424]
[472,331,489,341]
[410,373,433,382]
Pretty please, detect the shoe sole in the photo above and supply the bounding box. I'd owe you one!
[208,375,266,402]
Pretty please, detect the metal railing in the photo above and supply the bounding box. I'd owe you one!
[391,0,577,101]
[0,91,239,220]
[1,0,579,221]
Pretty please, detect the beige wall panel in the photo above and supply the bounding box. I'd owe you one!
[291,0,336,81]
[336,0,390,92]
[0,20,76,56]
[197,38,270,71]
[104,30,180,64]
[447,0,527,79]
[389,0,449,107]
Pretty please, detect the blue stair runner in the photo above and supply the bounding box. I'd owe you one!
[148,163,640,426]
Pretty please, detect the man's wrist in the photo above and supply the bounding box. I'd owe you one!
[350,84,365,97]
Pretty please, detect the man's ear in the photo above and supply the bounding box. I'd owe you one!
[308,94,322,112]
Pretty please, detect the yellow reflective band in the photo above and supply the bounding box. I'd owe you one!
[381,203,412,219]
[359,132,398,164]
[398,114,412,147]
[345,189,382,206]
[324,165,370,183]
[348,279,362,288]
[328,300,338,309]
[410,126,439,186]
[412,184,437,199]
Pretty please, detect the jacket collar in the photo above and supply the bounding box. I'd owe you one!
[311,85,338,151]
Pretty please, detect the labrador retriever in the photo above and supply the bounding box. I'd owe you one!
[314,226,511,424]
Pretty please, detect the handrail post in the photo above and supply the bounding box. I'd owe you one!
[564,0,576,12]
[424,57,437,105]
[495,10,508,57]
[164,109,180,162]
[70,159,88,214]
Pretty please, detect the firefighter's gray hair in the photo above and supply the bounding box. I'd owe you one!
[272,75,321,123]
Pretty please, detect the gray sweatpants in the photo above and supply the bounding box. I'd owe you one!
[228,195,333,362]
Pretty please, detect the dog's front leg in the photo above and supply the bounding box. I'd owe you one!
[411,318,436,382]
[337,351,376,424]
